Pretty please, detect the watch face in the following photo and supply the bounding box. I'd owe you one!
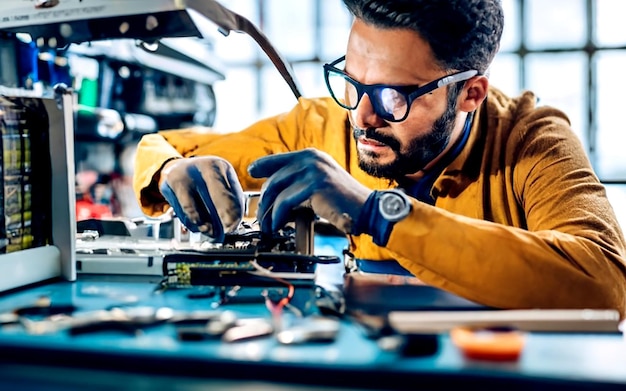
[379,190,411,222]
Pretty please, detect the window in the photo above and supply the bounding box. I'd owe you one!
[209,0,352,132]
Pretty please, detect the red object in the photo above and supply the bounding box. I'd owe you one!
[76,199,113,221]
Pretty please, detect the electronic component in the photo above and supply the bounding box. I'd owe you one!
[276,316,340,344]
[161,226,340,288]
[162,250,339,288]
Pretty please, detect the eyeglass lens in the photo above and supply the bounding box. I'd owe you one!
[326,71,409,121]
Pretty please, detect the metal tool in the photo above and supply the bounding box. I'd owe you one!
[276,316,340,345]
[20,306,228,335]
[177,312,274,342]
[221,318,274,343]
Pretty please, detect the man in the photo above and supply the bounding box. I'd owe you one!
[133,0,626,316]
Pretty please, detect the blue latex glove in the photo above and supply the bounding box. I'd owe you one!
[159,156,246,242]
[248,148,373,234]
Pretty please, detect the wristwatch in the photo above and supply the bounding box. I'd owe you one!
[378,189,412,222]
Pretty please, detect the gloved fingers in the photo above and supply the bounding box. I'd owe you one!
[249,149,314,227]
[263,181,313,233]
[186,165,225,240]
[249,148,372,234]
[159,156,246,242]
[248,149,308,179]
[253,158,310,232]
[200,160,246,233]
[160,175,214,235]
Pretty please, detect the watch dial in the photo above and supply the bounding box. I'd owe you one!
[382,194,405,215]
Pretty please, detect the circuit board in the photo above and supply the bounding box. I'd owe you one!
[162,226,341,288]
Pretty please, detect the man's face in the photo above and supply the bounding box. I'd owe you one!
[344,19,462,180]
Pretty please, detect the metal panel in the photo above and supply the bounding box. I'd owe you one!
[46,87,76,281]
[0,87,76,290]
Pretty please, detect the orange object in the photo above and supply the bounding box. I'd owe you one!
[450,326,526,361]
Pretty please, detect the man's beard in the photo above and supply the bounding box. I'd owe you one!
[354,103,458,180]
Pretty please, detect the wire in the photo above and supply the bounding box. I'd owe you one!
[249,260,300,321]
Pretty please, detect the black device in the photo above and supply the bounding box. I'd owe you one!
[162,229,341,288]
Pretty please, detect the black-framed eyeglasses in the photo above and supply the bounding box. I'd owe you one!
[323,56,478,122]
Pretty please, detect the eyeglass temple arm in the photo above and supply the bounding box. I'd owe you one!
[187,0,303,99]
[437,70,479,88]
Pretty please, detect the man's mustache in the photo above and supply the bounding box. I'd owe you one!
[352,127,401,151]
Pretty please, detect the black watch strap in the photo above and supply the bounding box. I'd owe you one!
[353,189,412,246]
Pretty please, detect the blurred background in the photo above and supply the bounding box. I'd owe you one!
[3,0,626,228]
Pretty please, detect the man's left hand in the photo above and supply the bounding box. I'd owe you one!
[248,148,372,234]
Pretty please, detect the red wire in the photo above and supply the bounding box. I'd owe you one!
[251,260,295,318]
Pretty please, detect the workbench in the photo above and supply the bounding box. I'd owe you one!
[0,234,624,391]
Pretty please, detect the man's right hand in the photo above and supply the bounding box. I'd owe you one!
[159,156,246,242]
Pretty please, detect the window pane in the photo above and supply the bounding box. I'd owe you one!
[260,64,302,120]
[526,0,587,49]
[525,52,587,148]
[594,50,626,179]
[266,0,315,59]
[489,53,521,97]
[499,0,521,52]
[293,62,327,99]
[212,67,258,133]
[212,0,260,62]
[594,0,626,46]
[604,184,626,230]
[320,1,352,60]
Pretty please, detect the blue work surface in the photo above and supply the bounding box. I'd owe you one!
[0,277,623,391]
[0,235,625,390]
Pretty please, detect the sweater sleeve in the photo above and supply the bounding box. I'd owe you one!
[132,97,357,217]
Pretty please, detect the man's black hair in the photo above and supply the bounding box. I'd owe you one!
[341,0,504,75]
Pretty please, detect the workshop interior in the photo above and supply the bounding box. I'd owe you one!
[0,0,625,390]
